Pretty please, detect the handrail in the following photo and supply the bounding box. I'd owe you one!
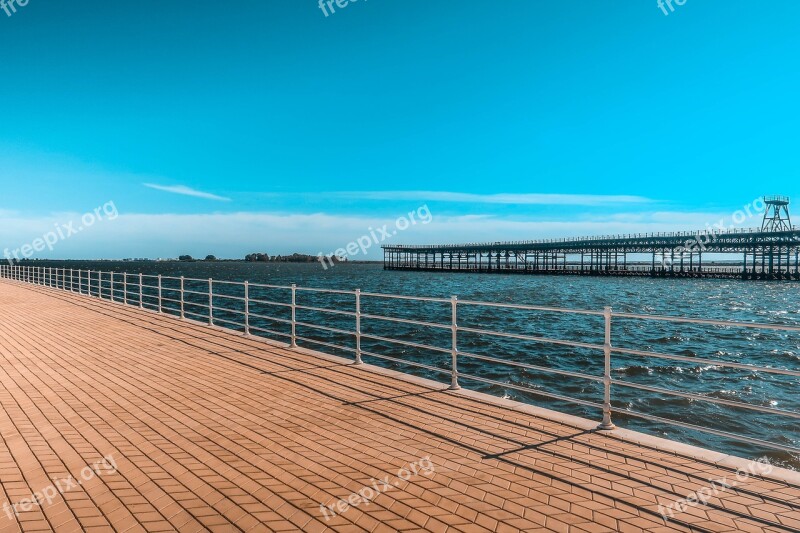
[380,224,800,250]
[1,264,799,458]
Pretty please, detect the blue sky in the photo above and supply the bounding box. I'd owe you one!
[1,0,799,259]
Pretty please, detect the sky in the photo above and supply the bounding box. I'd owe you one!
[1,0,799,259]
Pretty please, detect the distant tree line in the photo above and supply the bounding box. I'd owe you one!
[246,252,344,263]
[174,253,346,263]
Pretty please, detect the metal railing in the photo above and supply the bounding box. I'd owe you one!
[1,264,798,458]
[384,225,800,250]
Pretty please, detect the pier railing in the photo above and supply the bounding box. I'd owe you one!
[2,264,799,458]
[386,225,800,250]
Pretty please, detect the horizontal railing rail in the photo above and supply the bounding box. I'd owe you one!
[1,264,799,459]
[382,225,800,250]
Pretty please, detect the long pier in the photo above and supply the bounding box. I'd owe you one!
[2,266,800,531]
[382,227,800,280]
[0,267,800,533]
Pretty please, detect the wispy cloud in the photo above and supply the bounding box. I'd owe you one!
[143,183,231,202]
[264,191,653,206]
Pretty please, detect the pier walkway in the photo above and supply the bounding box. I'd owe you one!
[0,280,799,532]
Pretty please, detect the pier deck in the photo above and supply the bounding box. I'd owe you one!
[0,280,799,532]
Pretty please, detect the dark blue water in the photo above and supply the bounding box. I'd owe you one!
[35,261,800,469]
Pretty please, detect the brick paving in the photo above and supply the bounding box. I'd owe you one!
[0,279,798,532]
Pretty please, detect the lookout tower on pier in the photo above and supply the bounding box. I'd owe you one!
[762,195,792,232]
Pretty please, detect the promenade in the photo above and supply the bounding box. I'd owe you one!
[0,279,798,532]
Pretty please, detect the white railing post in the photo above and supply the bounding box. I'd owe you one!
[123,273,128,305]
[139,273,143,309]
[110,272,115,302]
[180,276,185,319]
[449,296,461,390]
[355,289,363,365]
[244,281,250,335]
[158,275,163,313]
[88,271,92,295]
[290,284,297,348]
[598,306,616,430]
[208,279,213,325]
